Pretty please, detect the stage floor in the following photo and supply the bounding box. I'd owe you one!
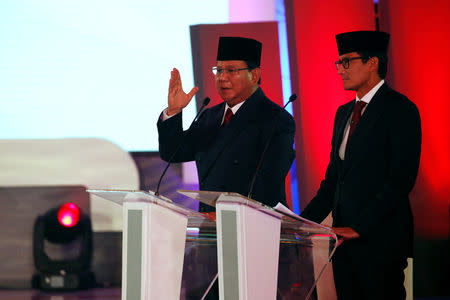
[0,289,446,300]
[0,288,121,300]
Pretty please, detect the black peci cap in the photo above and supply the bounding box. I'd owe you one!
[217,36,262,66]
[336,30,390,55]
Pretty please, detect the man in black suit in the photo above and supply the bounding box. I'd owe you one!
[158,36,295,212]
[301,31,421,300]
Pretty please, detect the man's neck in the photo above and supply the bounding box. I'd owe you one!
[356,76,383,99]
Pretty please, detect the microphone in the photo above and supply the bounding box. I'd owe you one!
[247,93,297,200]
[155,97,210,196]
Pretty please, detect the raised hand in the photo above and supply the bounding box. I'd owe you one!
[167,68,199,116]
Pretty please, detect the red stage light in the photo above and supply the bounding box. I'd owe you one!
[57,203,80,227]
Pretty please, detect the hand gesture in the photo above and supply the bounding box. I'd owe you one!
[167,68,199,116]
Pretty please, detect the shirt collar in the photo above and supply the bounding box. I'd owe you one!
[225,97,246,114]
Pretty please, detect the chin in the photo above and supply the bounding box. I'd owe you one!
[343,84,356,91]
[220,95,231,103]
[221,94,235,103]
[224,99,235,106]
[219,91,232,100]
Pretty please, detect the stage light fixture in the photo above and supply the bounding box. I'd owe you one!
[32,202,95,290]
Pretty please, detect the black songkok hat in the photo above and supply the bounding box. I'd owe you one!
[335,30,390,55]
[217,36,262,66]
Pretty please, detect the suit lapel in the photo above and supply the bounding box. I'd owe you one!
[198,89,263,182]
[334,101,354,157]
[343,83,390,168]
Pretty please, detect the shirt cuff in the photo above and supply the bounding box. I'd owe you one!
[161,108,179,121]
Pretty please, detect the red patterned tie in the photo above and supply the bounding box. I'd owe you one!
[348,101,367,139]
[222,108,233,126]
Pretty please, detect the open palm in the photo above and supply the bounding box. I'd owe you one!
[167,68,199,116]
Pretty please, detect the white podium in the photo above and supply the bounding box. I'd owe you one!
[178,190,337,300]
[88,189,205,300]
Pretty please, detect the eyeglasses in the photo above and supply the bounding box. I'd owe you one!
[334,56,364,70]
[212,67,250,76]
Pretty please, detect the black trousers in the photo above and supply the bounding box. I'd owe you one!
[332,241,408,300]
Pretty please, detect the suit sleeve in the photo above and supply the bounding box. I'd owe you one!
[351,98,421,238]
[300,107,343,223]
[251,111,296,208]
[157,111,197,163]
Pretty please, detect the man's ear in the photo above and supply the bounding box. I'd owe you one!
[369,56,379,72]
[251,67,261,84]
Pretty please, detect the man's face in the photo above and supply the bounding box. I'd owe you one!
[215,60,259,107]
[336,52,372,93]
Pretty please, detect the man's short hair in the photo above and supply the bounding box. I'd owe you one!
[358,51,388,79]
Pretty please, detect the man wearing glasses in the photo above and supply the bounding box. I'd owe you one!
[301,31,421,300]
[158,36,295,213]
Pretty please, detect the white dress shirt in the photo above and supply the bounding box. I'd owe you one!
[339,79,385,160]
[220,101,245,125]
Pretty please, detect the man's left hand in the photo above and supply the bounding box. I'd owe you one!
[332,227,360,246]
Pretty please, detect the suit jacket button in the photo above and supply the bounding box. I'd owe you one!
[233,160,238,165]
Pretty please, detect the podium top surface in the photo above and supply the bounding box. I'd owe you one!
[87,189,205,218]
[177,189,262,207]
[177,189,336,235]
[88,189,337,245]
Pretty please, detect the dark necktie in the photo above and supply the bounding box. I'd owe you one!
[348,100,367,139]
[222,108,233,126]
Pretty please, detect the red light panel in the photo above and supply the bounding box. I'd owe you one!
[285,0,375,210]
[380,0,450,238]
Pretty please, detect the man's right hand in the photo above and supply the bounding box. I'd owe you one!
[167,68,199,116]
